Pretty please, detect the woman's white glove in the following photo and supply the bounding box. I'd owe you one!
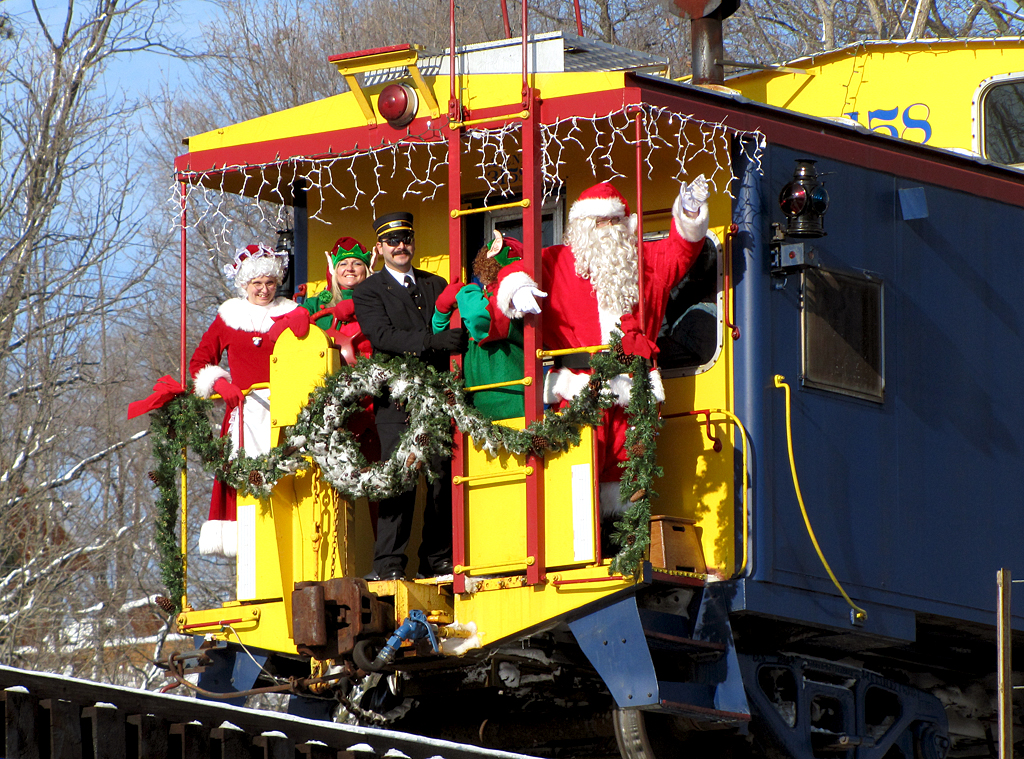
[511,286,547,315]
[679,174,710,214]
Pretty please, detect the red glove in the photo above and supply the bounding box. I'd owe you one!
[212,377,245,409]
[618,314,659,360]
[268,308,311,341]
[329,298,356,323]
[434,281,464,315]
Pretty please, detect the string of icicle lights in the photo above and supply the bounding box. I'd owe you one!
[171,105,765,253]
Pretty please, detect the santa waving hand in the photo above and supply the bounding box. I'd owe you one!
[495,178,710,538]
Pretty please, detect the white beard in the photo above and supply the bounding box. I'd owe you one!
[565,217,639,318]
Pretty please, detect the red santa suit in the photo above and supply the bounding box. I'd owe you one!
[496,182,709,490]
[190,295,300,555]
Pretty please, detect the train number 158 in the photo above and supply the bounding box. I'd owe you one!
[844,104,933,144]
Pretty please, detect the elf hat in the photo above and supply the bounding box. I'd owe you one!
[224,243,288,295]
[568,182,630,222]
[485,230,524,267]
[328,237,371,268]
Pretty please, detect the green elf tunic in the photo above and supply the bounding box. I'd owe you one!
[432,278,525,420]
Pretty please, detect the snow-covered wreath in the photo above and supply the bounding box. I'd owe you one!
[149,344,663,609]
[289,352,622,500]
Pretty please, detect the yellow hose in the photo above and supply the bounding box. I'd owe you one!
[773,375,867,624]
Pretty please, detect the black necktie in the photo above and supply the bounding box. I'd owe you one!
[404,275,426,310]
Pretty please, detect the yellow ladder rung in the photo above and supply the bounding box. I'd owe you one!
[449,109,530,129]
[455,556,535,574]
[452,466,533,486]
[465,376,532,392]
[537,345,609,358]
[451,199,529,219]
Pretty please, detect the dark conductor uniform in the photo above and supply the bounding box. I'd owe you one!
[352,212,466,579]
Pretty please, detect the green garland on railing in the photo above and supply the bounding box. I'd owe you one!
[147,338,662,607]
[607,352,663,576]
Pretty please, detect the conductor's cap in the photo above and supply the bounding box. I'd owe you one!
[373,212,414,239]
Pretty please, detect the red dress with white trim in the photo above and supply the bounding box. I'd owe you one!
[189,296,300,556]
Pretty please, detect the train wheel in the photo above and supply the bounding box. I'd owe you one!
[613,709,686,759]
[614,709,751,759]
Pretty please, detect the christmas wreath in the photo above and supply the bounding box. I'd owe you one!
[149,338,662,606]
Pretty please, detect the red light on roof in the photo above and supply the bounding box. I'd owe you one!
[378,83,418,128]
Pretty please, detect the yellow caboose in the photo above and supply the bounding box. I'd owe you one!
[165,22,757,757]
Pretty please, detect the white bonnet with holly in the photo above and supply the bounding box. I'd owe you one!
[224,244,288,296]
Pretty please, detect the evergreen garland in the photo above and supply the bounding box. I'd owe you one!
[147,338,662,606]
[608,352,663,576]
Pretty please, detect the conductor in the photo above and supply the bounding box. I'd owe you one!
[352,212,467,581]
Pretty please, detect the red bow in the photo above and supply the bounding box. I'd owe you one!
[618,314,659,360]
[127,375,187,420]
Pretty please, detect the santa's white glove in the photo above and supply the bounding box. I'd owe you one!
[679,174,710,214]
[511,286,547,315]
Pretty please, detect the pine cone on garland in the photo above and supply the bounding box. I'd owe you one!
[629,488,646,503]
[249,470,264,488]
[406,453,418,467]
[148,471,159,484]
[629,442,646,458]
[155,596,176,614]
[445,389,457,406]
[626,533,636,546]
[531,435,549,453]
[416,433,430,447]
[613,343,628,365]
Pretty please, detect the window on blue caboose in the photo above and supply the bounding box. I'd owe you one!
[657,231,723,377]
[801,267,884,403]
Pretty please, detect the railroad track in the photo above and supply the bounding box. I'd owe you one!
[0,665,540,759]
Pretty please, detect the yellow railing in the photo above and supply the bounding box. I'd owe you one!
[774,375,867,624]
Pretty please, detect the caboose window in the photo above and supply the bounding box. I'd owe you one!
[982,79,1024,165]
[801,268,884,402]
[658,232,722,376]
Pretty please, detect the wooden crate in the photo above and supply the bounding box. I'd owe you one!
[649,516,706,574]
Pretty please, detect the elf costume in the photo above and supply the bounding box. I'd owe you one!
[432,232,525,420]
[302,236,374,364]
[302,236,381,482]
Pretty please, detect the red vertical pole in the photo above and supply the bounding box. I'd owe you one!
[521,0,545,586]
[448,0,468,595]
[180,181,188,385]
[634,111,646,331]
[500,0,512,38]
[450,0,457,93]
[572,0,584,36]
[179,179,189,609]
[521,0,529,105]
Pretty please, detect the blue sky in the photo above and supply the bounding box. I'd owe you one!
[4,0,219,101]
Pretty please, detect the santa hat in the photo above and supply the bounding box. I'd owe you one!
[224,243,288,296]
[568,182,630,222]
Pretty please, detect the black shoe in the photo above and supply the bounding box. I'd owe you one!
[414,561,454,580]
[378,568,405,581]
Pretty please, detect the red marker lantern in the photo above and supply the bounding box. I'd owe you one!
[778,159,829,238]
[378,83,419,128]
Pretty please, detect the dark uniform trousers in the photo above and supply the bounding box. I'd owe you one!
[352,268,453,577]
